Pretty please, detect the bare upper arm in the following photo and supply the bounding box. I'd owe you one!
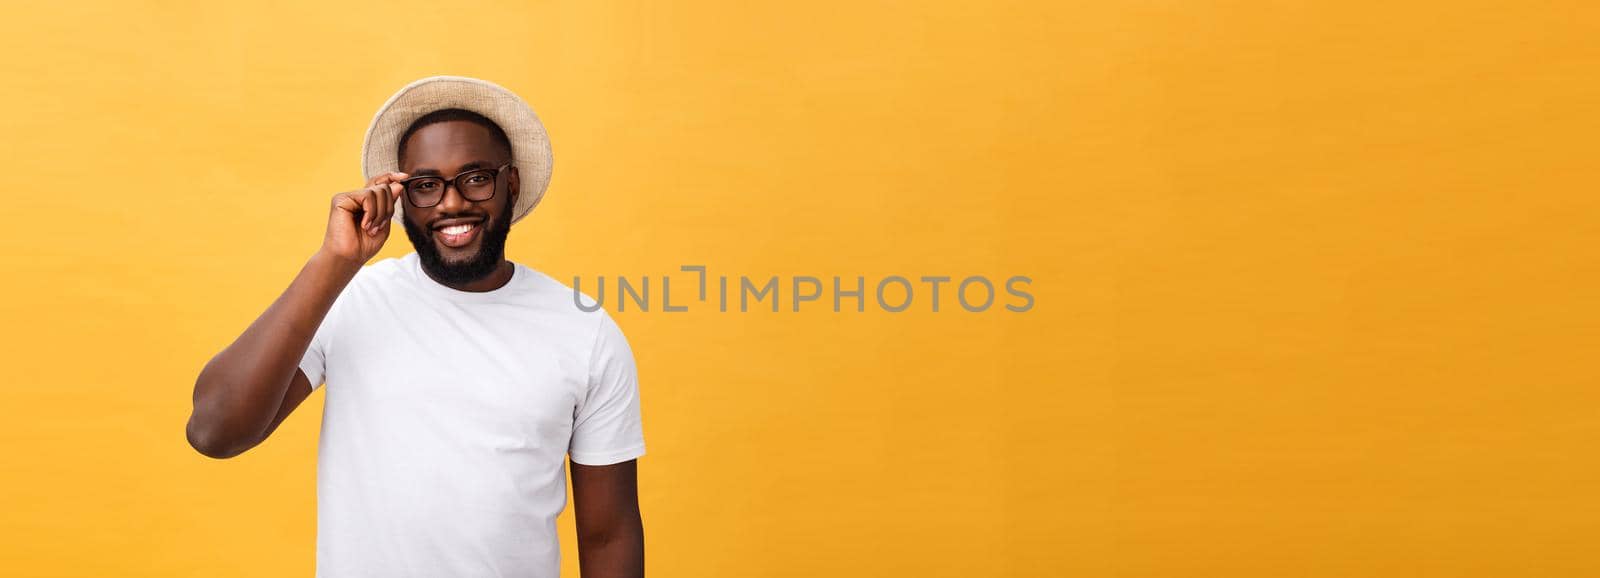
[570,459,641,538]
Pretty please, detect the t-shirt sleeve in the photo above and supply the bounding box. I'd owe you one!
[569,312,646,466]
[298,320,331,391]
[297,279,352,391]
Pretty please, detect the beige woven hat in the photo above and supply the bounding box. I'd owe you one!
[362,75,553,224]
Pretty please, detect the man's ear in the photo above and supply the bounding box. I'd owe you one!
[506,165,520,207]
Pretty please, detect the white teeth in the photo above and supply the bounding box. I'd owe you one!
[440,223,475,235]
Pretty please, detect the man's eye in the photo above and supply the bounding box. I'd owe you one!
[465,174,490,185]
[412,181,440,191]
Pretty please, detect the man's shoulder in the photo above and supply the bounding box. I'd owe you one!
[515,265,609,318]
[330,256,405,299]
[353,255,413,284]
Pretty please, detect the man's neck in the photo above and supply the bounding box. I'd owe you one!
[424,259,515,293]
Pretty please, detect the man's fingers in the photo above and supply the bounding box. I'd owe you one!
[369,185,388,234]
[333,191,361,214]
[366,171,403,186]
[388,182,404,223]
[366,171,409,187]
[376,183,394,228]
[332,182,398,239]
[360,187,378,230]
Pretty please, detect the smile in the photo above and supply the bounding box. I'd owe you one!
[433,220,482,248]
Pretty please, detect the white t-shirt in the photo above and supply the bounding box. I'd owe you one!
[298,252,645,578]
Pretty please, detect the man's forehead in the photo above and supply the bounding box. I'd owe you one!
[399,120,506,172]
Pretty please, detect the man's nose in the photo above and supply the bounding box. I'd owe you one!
[436,180,471,213]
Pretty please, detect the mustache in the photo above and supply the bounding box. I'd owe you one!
[426,213,488,226]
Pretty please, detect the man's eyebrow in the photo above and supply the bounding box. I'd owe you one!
[408,161,491,177]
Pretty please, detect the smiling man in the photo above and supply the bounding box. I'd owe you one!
[186,76,645,578]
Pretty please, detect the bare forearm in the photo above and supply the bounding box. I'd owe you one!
[577,520,644,578]
[186,250,359,458]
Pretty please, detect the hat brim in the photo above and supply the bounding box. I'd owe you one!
[362,76,552,225]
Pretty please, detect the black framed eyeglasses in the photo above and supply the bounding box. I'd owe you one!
[398,163,512,208]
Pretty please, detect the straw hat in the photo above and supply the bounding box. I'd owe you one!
[361,75,553,224]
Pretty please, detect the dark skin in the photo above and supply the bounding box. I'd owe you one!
[186,120,643,577]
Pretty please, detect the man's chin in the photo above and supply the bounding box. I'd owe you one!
[435,244,482,264]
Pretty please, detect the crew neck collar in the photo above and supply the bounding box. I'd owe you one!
[404,252,524,303]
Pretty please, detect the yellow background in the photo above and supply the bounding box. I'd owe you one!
[1,1,1596,576]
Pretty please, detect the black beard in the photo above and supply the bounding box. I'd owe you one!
[401,207,513,286]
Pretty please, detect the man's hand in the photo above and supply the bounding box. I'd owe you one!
[321,172,407,266]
